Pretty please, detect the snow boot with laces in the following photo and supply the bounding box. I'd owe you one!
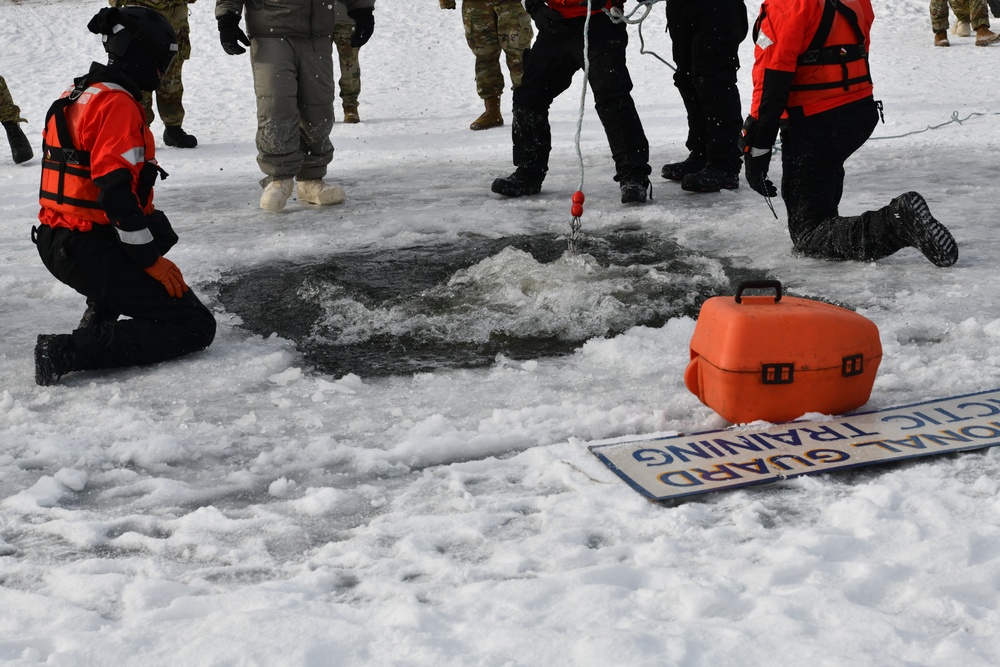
[471,96,503,131]
[889,191,959,267]
[618,173,652,204]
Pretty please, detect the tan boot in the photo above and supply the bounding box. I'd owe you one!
[343,106,360,124]
[934,30,950,46]
[952,21,971,37]
[260,178,294,211]
[470,96,503,131]
[976,26,1000,46]
[297,178,346,205]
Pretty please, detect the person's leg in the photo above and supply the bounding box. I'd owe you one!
[332,23,361,111]
[294,36,337,181]
[495,0,533,89]
[781,100,906,262]
[583,15,650,184]
[35,225,215,372]
[251,37,306,181]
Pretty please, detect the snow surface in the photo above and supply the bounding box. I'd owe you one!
[4,0,1000,665]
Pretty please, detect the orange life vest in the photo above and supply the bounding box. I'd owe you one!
[39,79,157,232]
[751,0,874,118]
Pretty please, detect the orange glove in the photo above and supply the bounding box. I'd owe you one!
[144,256,189,299]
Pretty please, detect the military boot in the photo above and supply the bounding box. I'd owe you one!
[297,178,347,205]
[952,21,971,37]
[491,167,545,197]
[618,173,652,204]
[976,26,1000,46]
[681,166,740,193]
[35,334,76,386]
[260,178,294,211]
[934,30,950,46]
[3,120,33,164]
[661,152,706,181]
[471,96,503,131]
[163,125,198,148]
[889,191,959,267]
[343,106,360,124]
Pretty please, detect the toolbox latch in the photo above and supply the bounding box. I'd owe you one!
[761,363,795,385]
[842,354,864,377]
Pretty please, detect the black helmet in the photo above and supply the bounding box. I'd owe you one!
[88,7,178,89]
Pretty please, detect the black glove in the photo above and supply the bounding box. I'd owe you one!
[218,13,250,55]
[525,0,570,37]
[348,8,375,47]
[743,150,777,198]
[739,116,778,198]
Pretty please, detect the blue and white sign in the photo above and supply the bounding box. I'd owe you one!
[589,389,1000,501]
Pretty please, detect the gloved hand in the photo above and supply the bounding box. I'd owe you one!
[218,13,250,55]
[739,115,778,198]
[525,0,570,37]
[744,150,777,198]
[144,256,189,299]
[439,0,456,8]
[348,8,375,47]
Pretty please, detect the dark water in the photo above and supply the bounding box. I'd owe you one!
[216,229,769,377]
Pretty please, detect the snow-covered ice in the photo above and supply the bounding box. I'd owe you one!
[3,0,1000,664]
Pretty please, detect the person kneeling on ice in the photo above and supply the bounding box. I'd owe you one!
[32,7,216,386]
[740,0,959,267]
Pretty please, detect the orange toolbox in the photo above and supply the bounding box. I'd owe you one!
[684,280,882,424]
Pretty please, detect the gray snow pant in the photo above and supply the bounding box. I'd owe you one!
[250,36,336,182]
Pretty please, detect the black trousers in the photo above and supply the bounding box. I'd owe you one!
[667,0,747,174]
[780,97,906,261]
[35,223,216,372]
[511,12,650,180]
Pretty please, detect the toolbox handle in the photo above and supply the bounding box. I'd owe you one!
[735,280,783,304]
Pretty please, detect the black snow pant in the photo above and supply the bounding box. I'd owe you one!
[34,223,216,372]
[666,0,748,176]
[510,12,650,181]
[780,97,909,262]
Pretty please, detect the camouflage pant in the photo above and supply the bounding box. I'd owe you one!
[0,75,24,123]
[930,0,991,31]
[114,1,193,126]
[332,23,361,108]
[463,0,533,99]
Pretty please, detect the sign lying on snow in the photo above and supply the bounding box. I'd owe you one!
[589,389,1000,501]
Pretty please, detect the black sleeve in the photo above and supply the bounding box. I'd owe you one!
[754,68,795,149]
[94,167,160,268]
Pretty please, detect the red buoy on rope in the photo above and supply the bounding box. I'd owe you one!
[570,190,585,218]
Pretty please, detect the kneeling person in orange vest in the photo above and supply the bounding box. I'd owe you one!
[33,7,216,386]
[741,0,958,267]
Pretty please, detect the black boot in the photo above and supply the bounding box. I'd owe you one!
[3,120,33,164]
[78,300,119,331]
[889,192,959,267]
[163,126,198,148]
[660,152,705,181]
[491,167,545,197]
[681,165,739,193]
[617,172,652,204]
[35,334,76,386]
